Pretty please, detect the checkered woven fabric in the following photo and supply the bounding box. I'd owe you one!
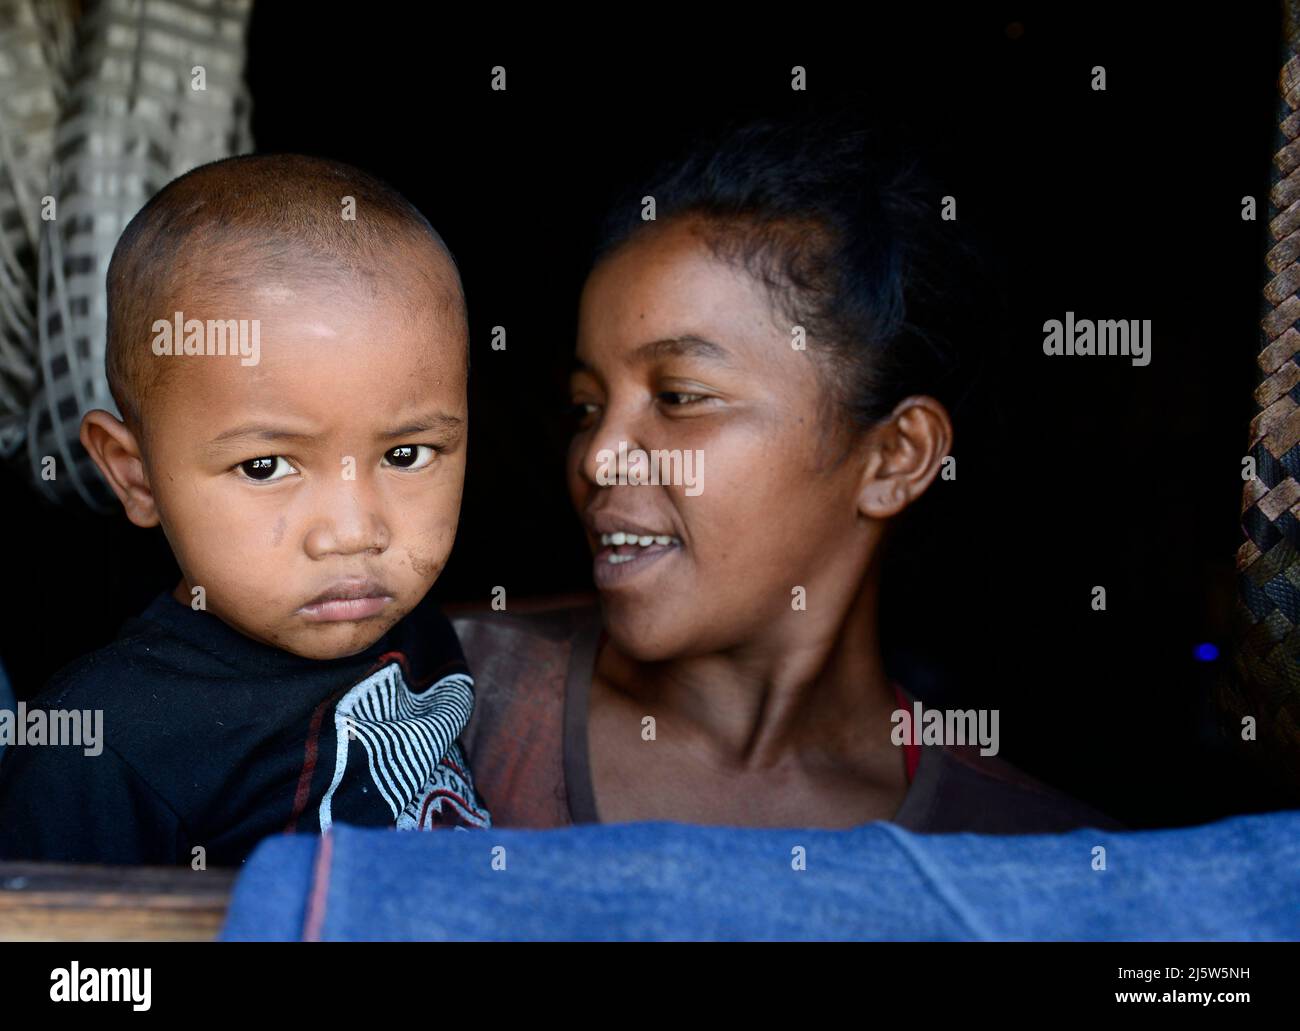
[0,0,75,458]
[0,0,252,509]
[1226,3,1300,798]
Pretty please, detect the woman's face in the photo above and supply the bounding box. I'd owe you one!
[567,217,888,662]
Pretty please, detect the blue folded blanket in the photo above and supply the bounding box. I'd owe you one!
[219,810,1300,941]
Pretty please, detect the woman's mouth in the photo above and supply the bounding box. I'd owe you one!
[593,529,683,588]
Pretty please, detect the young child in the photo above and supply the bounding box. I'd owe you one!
[0,154,490,866]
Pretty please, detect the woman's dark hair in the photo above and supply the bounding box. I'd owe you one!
[590,106,1003,440]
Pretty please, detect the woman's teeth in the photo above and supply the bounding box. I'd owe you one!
[600,531,679,547]
[599,530,681,564]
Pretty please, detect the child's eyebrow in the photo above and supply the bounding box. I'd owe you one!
[204,413,463,453]
[205,424,319,452]
[379,413,463,438]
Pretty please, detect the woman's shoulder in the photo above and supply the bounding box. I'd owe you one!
[447,595,601,829]
[890,681,1124,834]
[902,742,1126,834]
[450,595,601,689]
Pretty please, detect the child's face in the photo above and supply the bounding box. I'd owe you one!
[138,258,467,659]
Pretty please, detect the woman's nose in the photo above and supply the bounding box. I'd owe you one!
[578,402,648,487]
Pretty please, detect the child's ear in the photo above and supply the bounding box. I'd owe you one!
[79,409,161,528]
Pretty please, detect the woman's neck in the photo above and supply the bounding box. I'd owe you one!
[596,572,896,773]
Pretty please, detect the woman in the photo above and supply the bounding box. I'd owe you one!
[456,111,1121,833]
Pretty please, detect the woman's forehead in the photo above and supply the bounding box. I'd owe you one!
[580,235,787,356]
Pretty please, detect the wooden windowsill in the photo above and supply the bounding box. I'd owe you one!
[0,861,236,941]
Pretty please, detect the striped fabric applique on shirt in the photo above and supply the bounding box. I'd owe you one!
[319,661,491,832]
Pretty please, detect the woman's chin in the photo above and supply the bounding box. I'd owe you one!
[599,602,696,663]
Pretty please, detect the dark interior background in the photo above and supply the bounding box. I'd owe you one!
[0,5,1283,829]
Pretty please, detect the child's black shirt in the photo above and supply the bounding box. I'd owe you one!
[0,590,490,866]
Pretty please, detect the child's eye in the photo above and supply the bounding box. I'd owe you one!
[383,444,437,470]
[237,456,296,482]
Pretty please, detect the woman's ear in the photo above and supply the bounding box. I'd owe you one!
[856,396,953,520]
[80,409,161,528]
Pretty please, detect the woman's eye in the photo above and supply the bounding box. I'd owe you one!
[659,391,706,406]
[383,444,437,470]
[237,456,295,482]
[570,401,600,427]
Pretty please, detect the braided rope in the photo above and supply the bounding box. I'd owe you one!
[1223,3,1300,800]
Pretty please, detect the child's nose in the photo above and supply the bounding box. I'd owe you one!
[303,481,391,558]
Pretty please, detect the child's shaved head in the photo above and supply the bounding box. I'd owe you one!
[84,154,472,660]
[106,153,465,430]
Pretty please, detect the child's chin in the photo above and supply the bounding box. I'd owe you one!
[283,617,399,661]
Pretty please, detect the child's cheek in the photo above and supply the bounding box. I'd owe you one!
[408,549,446,582]
[404,519,458,582]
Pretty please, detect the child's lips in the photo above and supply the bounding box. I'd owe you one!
[297,579,393,622]
[298,596,391,622]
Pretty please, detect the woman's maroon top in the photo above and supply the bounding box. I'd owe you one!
[453,602,1123,833]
